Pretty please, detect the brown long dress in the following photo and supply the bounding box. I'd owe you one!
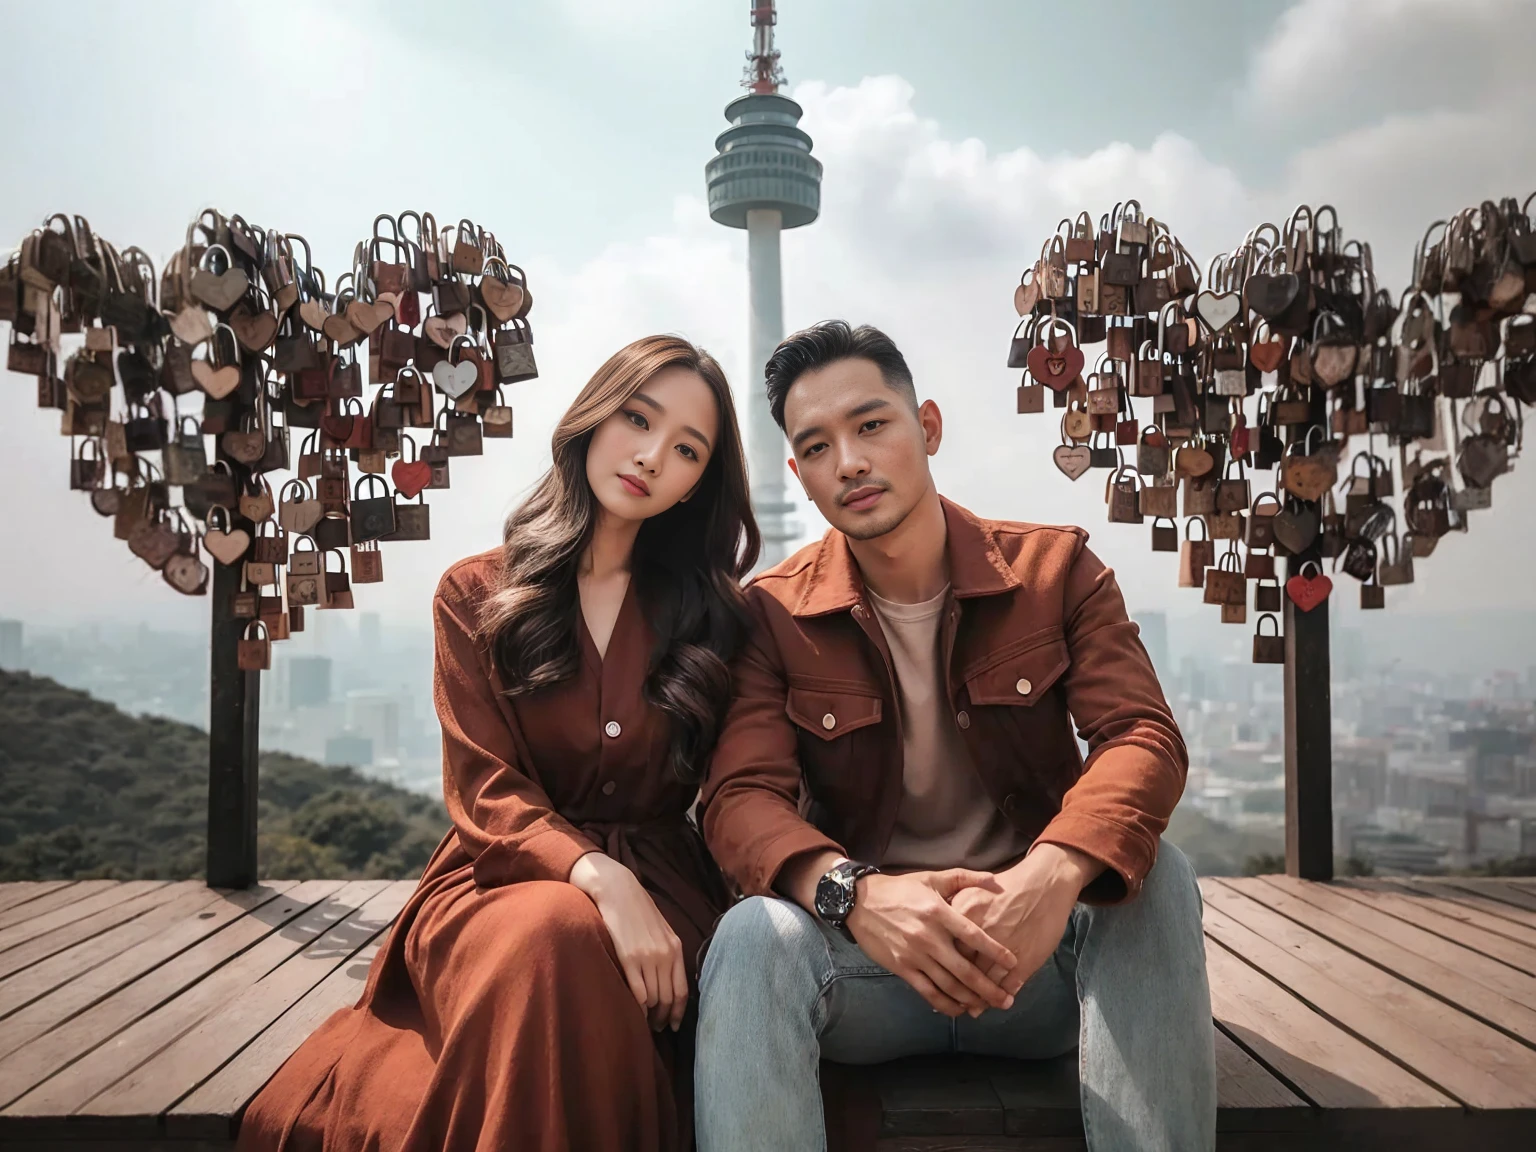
[237,550,730,1152]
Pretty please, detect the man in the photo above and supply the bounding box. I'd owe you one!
[695,322,1214,1151]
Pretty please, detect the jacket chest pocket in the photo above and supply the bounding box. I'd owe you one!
[963,634,1077,800]
[785,683,882,799]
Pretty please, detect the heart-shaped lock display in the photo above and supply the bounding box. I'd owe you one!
[1243,274,1300,321]
[392,459,433,499]
[432,358,479,399]
[1280,455,1334,503]
[190,267,251,313]
[424,312,468,350]
[1285,570,1333,613]
[203,526,252,565]
[298,298,330,332]
[230,308,279,353]
[169,305,213,346]
[480,279,526,324]
[191,361,240,400]
[323,312,362,347]
[221,430,266,465]
[1052,445,1092,481]
[1175,445,1214,478]
[1271,505,1320,554]
[346,299,393,337]
[1026,344,1085,393]
[1249,334,1285,373]
[1194,291,1241,335]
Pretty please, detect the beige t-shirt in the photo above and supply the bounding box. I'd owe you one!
[869,585,1031,873]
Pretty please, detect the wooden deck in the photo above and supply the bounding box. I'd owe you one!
[0,877,1533,1150]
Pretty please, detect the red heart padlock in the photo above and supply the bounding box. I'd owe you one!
[1285,570,1332,613]
[320,412,356,443]
[392,459,432,499]
[1027,344,1086,393]
[1230,414,1250,459]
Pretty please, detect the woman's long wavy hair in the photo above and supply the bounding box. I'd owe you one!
[480,335,760,783]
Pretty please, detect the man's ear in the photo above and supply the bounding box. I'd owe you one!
[918,399,943,456]
[787,455,801,484]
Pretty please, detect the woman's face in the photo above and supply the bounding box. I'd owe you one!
[585,365,720,523]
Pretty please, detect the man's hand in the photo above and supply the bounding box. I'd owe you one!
[951,844,1104,999]
[845,869,1019,1018]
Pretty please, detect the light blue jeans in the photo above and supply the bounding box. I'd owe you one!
[695,840,1215,1151]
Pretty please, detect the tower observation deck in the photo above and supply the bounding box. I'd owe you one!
[705,2,822,569]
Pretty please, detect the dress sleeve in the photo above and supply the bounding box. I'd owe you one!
[434,571,598,887]
[1030,542,1189,904]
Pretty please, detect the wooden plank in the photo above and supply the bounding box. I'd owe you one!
[0,882,197,985]
[168,885,405,1139]
[1404,879,1536,932]
[1202,935,1452,1108]
[3,880,387,1132]
[1202,887,1536,1108]
[1251,877,1536,1015]
[1211,1028,1309,1118]
[1225,878,1536,1047]
[1376,880,1536,950]
[89,881,414,1126]
[0,881,117,935]
[877,1057,1005,1138]
[0,882,169,957]
[1329,883,1536,976]
[0,880,344,1112]
[1436,878,1536,918]
[0,882,76,917]
[0,884,292,1034]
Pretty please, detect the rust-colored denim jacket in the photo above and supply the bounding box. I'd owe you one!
[701,497,1188,904]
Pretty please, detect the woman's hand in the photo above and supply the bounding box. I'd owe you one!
[570,852,688,1032]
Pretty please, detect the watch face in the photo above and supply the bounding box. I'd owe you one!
[815,871,853,924]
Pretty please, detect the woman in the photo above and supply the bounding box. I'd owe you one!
[239,335,759,1151]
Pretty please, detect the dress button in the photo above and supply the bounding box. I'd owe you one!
[956,710,971,730]
[821,713,836,730]
[1016,678,1032,696]
[604,720,621,738]
[601,780,617,796]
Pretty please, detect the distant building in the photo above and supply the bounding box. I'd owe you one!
[347,689,401,760]
[0,619,21,668]
[359,612,381,656]
[288,657,333,708]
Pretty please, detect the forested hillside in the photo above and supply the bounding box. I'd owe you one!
[0,670,447,881]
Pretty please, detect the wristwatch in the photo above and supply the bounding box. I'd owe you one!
[815,858,881,939]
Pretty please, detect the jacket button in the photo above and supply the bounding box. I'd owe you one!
[1002,792,1020,818]
[1016,678,1032,696]
[822,713,836,730]
[604,720,621,738]
[601,780,617,796]
[956,710,970,730]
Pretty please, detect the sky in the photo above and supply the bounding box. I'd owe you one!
[2,0,1535,638]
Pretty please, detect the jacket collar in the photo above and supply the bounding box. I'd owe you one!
[791,496,1022,618]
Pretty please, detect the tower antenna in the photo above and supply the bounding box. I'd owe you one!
[744,2,784,94]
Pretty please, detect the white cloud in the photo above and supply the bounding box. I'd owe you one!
[1249,0,1536,122]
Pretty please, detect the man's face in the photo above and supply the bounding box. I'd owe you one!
[783,357,942,541]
